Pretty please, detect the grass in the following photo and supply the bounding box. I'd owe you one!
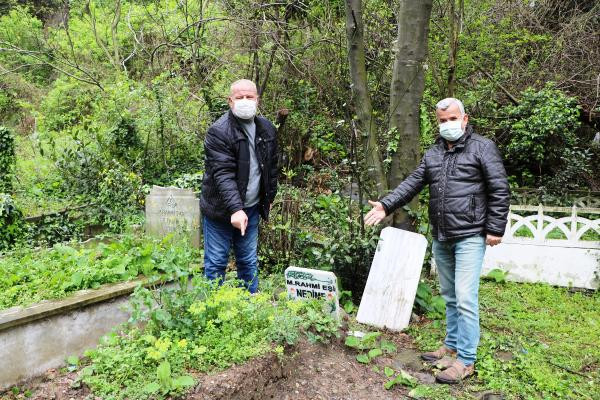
[408,280,600,399]
[0,234,199,310]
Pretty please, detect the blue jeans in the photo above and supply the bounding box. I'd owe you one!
[203,205,260,293]
[432,234,486,366]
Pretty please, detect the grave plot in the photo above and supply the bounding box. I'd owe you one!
[0,235,198,311]
[0,234,199,390]
[483,204,600,289]
[1,311,446,400]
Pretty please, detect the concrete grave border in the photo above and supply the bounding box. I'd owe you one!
[0,279,144,390]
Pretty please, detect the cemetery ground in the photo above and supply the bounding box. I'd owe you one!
[1,244,598,400]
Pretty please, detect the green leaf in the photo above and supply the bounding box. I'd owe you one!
[384,378,397,390]
[384,366,395,377]
[343,301,355,314]
[64,272,83,289]
[399,369,418,387]
[380,340,397,354]
[345,335,360,348]
[173,375,195,388]
[484,268,507,283]
[408,385,434,398]
[356,354,370,364]
[157,361,171,388]
[384,369,417,390]
[66,355,79,366]
[143,382,160,393]
[368,348,383,359]
[361,331,381,348]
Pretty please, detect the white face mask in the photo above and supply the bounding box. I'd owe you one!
[232,98,257,120]
[439,120,464,142]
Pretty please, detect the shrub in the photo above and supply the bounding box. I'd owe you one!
[501,83,581,181]
[0,193,24,251]
[0,126,15,193]
[97,160,144,230]
[259,186,379,302]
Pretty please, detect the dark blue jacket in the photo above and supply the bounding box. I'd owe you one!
[200,111,278,222]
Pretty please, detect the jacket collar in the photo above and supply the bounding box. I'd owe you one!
[228,110,267,142]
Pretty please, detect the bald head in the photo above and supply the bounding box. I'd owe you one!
[229,79,257,97]
[228,79,259,119]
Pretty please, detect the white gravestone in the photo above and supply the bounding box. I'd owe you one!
[284,267,340,317]
[145,186,201,248]
[357,227,428,331]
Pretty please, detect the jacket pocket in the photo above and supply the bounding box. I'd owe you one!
[469,195,475,223]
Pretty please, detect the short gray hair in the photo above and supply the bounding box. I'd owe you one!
[436,98,465,115]
[230,79,257,96]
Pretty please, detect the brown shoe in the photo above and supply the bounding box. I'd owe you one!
[435,355,456,369]
[435,360,475,384]
[421,346,457,362]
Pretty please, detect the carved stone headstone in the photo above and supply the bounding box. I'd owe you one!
[145,186,200,248]
[357,227,428,331]
[284,266,340,317]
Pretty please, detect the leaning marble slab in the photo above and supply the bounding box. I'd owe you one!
[357,227,428,331]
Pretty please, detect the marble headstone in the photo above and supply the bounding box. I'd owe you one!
[145,186,201,248]
[284,266,340,317]
[356,227,428,331]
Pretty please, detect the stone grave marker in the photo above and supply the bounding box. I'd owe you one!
[356,227,428,331]
[284,266,339,317]
[145,186,201,248]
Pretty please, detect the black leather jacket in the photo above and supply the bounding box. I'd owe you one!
[200,110,278,222]
[380,126,510,241]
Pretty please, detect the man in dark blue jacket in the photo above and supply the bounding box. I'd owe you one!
[200,79,278,293]
[365,98,509,384]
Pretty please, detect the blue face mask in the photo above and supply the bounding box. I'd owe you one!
[439,120,464,142]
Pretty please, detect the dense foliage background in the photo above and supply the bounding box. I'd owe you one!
[0,2,599,398]
[0,0,598,283]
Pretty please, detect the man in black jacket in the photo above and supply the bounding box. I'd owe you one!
[365,98,509,384]
[200,79,278,293]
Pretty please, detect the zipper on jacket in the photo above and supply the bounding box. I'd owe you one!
[469,195,475,222]
[452,153,459,175]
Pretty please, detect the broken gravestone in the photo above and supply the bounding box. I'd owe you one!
[356,227,428,331]
[284,266,340,317]
[145,186,201,248]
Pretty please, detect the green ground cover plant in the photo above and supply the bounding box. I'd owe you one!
[79,276,340,399]
[408,280,600,399]
[0,234,198,310]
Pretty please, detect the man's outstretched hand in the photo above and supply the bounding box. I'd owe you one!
[364,200,386,226]
[231,210,248,236]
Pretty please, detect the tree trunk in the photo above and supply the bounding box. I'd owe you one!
[344,0,387,197]
[447,0,463,97]
[111,0,121,71]
[388,0,433,229]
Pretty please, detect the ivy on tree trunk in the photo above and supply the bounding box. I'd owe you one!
[0,126,15,194]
